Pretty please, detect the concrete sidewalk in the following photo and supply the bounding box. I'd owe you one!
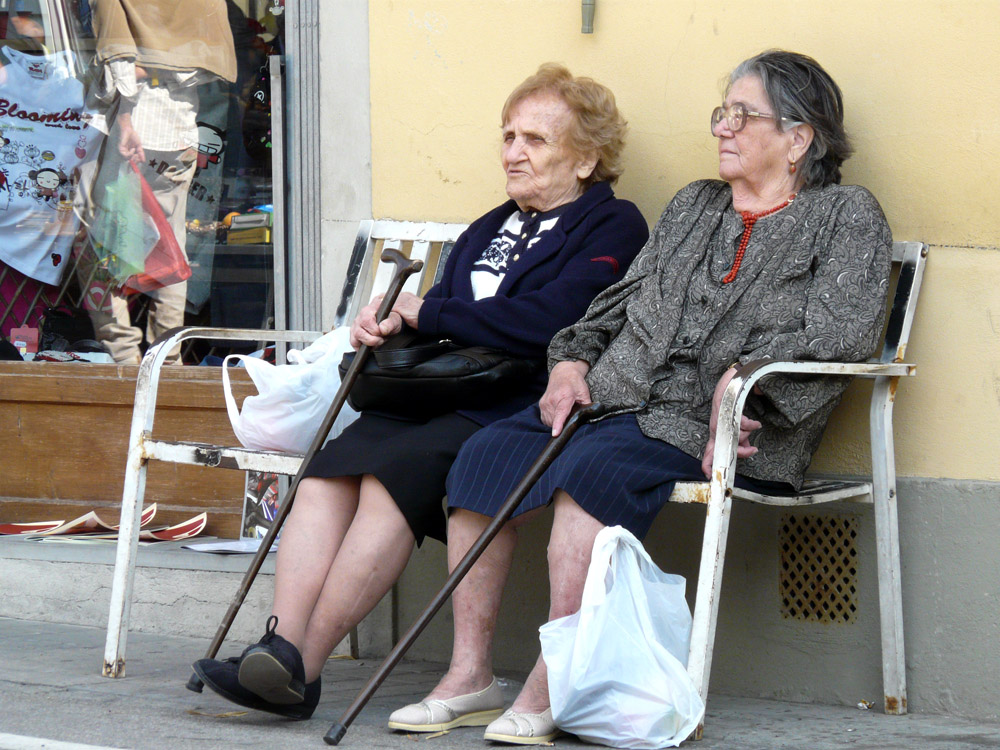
[2,617,998,750]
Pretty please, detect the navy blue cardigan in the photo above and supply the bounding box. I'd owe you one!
[416,181,648,425]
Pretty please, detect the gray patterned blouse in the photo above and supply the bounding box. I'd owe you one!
[547,179,892,487]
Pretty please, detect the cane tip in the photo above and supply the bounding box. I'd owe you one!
[185,673,204,693]
[324,723,347,745]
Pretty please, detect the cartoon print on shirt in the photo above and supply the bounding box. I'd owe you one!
[195,122,226,172]
[22,144,42,168]
[28,167,68,202]
[2,141,18,164]
[10,174,30,198]
[0,167,9,211]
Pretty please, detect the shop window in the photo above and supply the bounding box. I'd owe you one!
[0,0,284,364]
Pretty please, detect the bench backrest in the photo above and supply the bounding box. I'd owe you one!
[333,220,469,328]
[333,232,925,366]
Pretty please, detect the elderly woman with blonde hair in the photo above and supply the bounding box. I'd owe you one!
[396,50,892,745]
[192,63,648,720]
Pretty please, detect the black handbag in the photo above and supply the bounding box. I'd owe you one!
[339,330,542,420]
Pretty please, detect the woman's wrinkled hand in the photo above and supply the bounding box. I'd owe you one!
[348,291,425,349]
[540,359,592,436]
[700,366,762,478]
[349,294,402,349]
[390,292,423,329]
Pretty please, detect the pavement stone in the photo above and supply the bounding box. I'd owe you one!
[2,617,999,750]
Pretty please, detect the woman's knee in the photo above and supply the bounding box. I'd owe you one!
[291,475,363,519]
[547,491,604,567]
[300,475,360,497]
[447,508,491,537]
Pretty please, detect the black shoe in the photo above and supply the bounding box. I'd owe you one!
[238,615,306,704]
[192,656,321,720]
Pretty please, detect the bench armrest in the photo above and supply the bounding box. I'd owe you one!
[708,358,916,489]
[736,358,915,381]
[131,326,325,444]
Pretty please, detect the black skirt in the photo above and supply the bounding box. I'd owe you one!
[303,411,481,545]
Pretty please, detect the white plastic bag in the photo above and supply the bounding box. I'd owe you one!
[222,327,359,454]
[540,526,705,749]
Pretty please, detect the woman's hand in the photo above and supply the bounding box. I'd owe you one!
[701,366,762,479]
[349,295,401,348]
[391,292,423,329]
[540,359,592,436]
[348,292,425,349]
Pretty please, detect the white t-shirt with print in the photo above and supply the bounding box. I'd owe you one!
[0,47,101,284]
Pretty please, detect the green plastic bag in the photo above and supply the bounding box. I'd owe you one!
[88,163,158,284]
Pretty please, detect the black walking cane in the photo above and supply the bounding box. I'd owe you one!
[324,401,607,745]
[187,247,424,693]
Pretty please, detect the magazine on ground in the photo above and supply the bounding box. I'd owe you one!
[0,504,208,542]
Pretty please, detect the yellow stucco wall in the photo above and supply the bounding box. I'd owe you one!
[368,0,1000,482]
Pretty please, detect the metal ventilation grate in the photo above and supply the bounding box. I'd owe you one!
[779,513,859,624]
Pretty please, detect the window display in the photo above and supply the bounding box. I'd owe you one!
[0,0,284,364]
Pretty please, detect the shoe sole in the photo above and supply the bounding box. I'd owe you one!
[388,707,504,733]
[192,661,313,720]
[238,650,305,705]
[482,729,563,745]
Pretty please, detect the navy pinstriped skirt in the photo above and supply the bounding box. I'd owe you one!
[446,405,787,540]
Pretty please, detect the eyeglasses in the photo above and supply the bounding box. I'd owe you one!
[711,102,791,134]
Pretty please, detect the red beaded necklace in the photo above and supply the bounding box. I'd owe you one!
[722,194,796,284]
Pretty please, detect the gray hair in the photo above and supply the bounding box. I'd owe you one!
[729,50,852,188]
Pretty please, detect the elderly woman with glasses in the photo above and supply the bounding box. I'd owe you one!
[390,50,892,745]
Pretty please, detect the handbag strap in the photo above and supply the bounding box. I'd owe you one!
[372,338,457,369]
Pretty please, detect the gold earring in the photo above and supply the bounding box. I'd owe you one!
[789,161,797,174]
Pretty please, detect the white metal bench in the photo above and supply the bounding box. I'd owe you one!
[104,233,926,734]
[678,240,927,737]
[103,220,468,677]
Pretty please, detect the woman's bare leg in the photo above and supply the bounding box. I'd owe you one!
[297,475,417,681]
[509,490,604,714]
[423,506,545,700]
[271,476,362,645]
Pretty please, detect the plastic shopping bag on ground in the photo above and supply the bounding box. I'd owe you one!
[222,327,359,454]
[540,526,705,749]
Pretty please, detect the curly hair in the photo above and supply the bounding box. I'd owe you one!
[501,63,628,187]
[729,50,853,188]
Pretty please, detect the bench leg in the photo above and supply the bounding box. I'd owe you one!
[686,483,734,739]
[103,439,149,678]
[871,378,907,714]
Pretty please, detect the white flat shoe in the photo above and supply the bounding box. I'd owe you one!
[388,677,505,732]
[483,708,563,745]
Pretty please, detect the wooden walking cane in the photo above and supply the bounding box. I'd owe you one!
[186,247,424,692]
[324,401,607,745]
